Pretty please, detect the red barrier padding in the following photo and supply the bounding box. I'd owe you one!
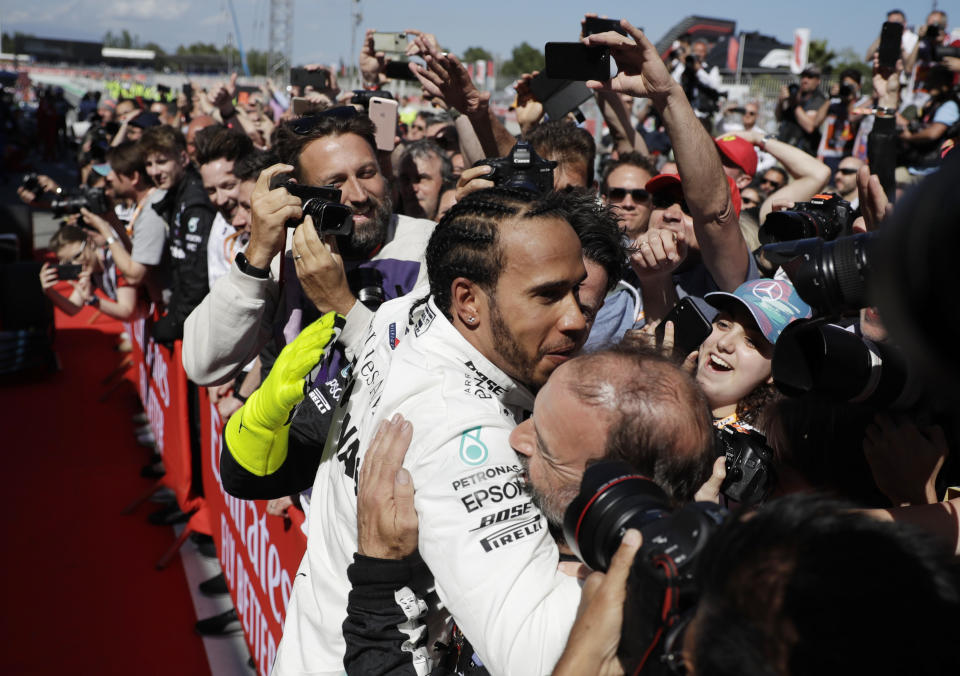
[127,316,307,671]
[127,317,210,536]
[199,387,307,675]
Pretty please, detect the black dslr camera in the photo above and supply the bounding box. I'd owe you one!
[51,186,110,218]
[563,461,726,572]
[21,173,43,196]
[714,427,777,505]
[474,141,557,195]
[271,179,352,236]
[350,89,394,107]
[759,193,855,244]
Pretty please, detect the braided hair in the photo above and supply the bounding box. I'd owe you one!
[425,187,570,318]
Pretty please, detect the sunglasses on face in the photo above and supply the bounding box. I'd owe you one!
[836,167,858,175]
[606,187,651,203]
[759,178,783,190]
[289,106,359,134]
[651,192,691,215]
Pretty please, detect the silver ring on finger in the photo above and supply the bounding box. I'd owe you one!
[293,254,303,261]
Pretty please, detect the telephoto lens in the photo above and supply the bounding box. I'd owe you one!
[772,321,922,410]
[761,232,877,317]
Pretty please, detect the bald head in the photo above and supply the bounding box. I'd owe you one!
[570,344,715,502]
[186,115,217,163]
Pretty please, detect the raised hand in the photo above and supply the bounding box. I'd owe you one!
[582,19,678,105]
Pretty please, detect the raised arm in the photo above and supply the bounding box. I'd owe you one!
[80,207,146,285]
[731,130,831,224]
[793,97,830,134]
[410,36,513,157]
[584,20,748,292]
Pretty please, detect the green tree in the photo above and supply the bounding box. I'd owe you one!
[462,46,493,63]
[500,42,544,77]
[103,29,141,49]
[808,39,837,75]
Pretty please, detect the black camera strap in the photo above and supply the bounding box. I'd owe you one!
[633,553,682,676]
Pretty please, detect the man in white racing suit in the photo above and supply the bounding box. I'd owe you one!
[274,188,590,675]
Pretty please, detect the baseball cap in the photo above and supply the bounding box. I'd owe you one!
[715,134,757,177]
[645,172,682,197]
[645,172,743,217]
[800,65,821,78]
[129,111,161,129]
[92,163,112,177]
[705,279,812,344]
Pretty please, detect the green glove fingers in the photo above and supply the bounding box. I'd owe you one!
[223,312,344,477]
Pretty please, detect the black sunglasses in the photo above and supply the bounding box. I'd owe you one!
[607,187,651,202]
[836,167,858,175]
[290,106,359,135]
[759,177,783,189]
[651,191,691,215]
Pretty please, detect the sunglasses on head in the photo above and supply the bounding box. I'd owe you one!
[290,106,359,135]
[651,191,691,215]
[606,187,651,202]
[836,167,858,175]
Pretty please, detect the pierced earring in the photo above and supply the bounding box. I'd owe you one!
[466,316,476,324]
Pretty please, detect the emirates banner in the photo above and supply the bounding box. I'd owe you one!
[198,390,308,675]
[127,318,305,671]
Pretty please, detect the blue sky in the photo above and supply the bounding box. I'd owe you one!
[0,0,949,67]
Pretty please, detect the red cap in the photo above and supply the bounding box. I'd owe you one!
[644,173,682,196]
[714,134,757,178]
[645,172,742,218]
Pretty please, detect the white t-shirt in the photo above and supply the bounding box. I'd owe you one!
[206,212,246,288]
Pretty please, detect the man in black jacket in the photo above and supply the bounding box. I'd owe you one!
[141,125,217,341]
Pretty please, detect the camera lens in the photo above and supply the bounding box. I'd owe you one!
[772,322,921,409]
[762,232,876,316]
[348,267,386,311]
[760,210,822,244]
[563,461,672,571]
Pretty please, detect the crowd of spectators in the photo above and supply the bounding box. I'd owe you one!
[9,8,960,675]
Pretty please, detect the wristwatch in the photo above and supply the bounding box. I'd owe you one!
[105,235,117,246]
[235,251,270,279]
[86,296,101,308]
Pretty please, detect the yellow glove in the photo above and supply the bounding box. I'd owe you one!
[225,312,343,476]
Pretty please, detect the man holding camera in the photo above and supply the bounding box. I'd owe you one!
[183,111,435,505]
[675,39,724,133]
[776,65,830,155]
[81,141,170,304]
